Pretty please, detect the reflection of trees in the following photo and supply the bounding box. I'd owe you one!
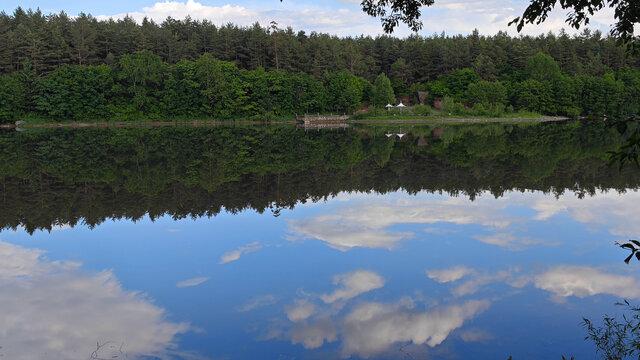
[1,121,639,233]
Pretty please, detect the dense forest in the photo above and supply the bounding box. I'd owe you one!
[1,8,640,121]
[1,121,639,233]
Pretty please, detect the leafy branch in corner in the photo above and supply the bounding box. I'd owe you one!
[582,300,640,360]
[616,240,640,264]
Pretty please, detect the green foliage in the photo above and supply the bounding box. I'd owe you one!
[323,70,364,113]
[372,73,396,107]
[0,73,28,122]
[412,104,431,115]
[34,64,114,120]
[444,68,480,101]
[465,81,507,106]
[525,52,561,82]
[118,50,167,115]
[440,96,468,115]
[512,79,553,114]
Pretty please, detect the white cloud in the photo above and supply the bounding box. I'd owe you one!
[285,299,317,322]
[93,0,621,37]
[320,270,385,304]
[219,241,262,264]
[534,265,640,299]
[0,241,189,360]
[290,317,338,349]
[176,277,208,288]
[237,294,278,312]
[426,266,474,283]
[342,300,490,358]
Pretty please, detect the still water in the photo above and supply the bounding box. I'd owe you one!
[1,121,639,359]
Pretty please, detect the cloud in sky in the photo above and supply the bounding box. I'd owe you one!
[320,270,385,304]
[176,276,209,288]
[90,0,622,37]
[0,241,189,360]
[219,241,262,264]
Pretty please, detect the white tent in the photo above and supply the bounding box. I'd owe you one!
[385,104,394,110]
[396,102,406,108]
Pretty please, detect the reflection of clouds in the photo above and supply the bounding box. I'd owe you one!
[288,190,640,253]
[290,317,338,349]
[534,266,640,299]
[176,277,208,288]
[287,195,511,250]
[237,294,278,312]
[342,300,490,358]
[426,265,516,297]
[219,241,262,264]
[273,268,489,357]
[532,190,640,237]
[0,241,188,360]
[330,198,511,229]
[459,328,492,342]
[452,271,510,297]
[426,266,474,283]
[320,270,385,304]
[287,217,407,250]
[285,299,317,322]
[473,232,552,251]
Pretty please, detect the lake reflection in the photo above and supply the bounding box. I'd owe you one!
[2,188,640,359]
[2,122,640,359]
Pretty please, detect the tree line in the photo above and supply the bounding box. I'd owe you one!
[1,8,640,121]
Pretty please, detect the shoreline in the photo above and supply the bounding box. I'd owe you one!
[0,116,570,129]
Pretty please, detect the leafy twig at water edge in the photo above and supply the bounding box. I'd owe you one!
[582,301,640,360]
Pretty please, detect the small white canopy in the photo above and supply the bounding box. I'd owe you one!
[396,102,406,108]
[385,104,394,109]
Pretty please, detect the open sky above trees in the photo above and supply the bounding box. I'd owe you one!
[0,0,632,37]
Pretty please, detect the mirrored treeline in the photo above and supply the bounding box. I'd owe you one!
[2,120,639,233]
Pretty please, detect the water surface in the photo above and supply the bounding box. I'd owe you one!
[1,121,639,359]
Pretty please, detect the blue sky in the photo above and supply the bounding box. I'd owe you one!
[0,0,621,37]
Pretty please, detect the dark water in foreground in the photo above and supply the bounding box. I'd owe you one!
[1,121,639,359]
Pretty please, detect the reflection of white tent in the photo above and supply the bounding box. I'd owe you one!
[396,102,406,108]
[396,133,405,138]
[385,133,394,137]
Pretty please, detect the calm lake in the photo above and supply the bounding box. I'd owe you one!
[1,120,639,359]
